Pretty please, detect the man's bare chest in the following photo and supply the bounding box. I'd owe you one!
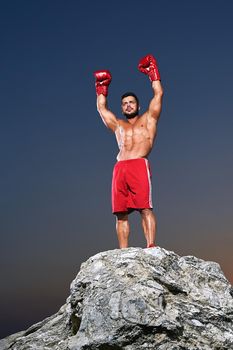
[118,120,149,137]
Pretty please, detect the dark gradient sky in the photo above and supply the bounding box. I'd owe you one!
[1,0,233,338]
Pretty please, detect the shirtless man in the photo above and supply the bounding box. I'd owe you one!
[94,54,163,248]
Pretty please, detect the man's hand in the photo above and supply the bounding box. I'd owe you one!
[94,70,112,96]
[138,54,161,81]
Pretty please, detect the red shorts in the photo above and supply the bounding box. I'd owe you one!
[111,158,153,214]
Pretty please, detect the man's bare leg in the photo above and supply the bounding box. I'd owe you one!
[116,212,130,248]
[140,208,156,247]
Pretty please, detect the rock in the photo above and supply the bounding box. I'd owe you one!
[1,247,233,349]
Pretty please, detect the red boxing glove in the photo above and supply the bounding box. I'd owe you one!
[94,70,112,96]
[138,54,161,81]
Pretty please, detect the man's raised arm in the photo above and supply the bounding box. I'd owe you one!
[138,54,164,121]
[94,70,118,132]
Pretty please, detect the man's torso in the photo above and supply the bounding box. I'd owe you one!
[115,113,157,161]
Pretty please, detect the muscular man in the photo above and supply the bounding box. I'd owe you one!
[94,54,163,248]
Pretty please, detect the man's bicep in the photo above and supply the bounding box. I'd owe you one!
[148,94,163,120]
[99,108,118,132]
[148,101,162,120]
[148,80,163,120]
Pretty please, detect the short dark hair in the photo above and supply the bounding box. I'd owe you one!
[121,92,139,105]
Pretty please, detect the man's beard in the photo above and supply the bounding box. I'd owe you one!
[123,109,139,119]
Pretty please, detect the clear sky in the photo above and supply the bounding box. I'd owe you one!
[0,0,232,338]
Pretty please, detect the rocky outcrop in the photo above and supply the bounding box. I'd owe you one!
[1,247,233,349]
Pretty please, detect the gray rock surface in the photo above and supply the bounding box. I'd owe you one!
[1,247,233,349]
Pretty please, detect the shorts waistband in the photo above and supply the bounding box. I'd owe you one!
[116,158,148,164]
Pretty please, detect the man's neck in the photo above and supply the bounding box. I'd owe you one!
[127,115,139,124]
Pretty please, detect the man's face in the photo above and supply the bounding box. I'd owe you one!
[121,96,139,119]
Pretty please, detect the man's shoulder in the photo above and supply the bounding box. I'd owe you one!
[139,111,151,122]
[142,110,159,124]
[117,119,128,127]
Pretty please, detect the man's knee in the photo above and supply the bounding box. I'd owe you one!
[140,208,154,218]
[116,212,128,222]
